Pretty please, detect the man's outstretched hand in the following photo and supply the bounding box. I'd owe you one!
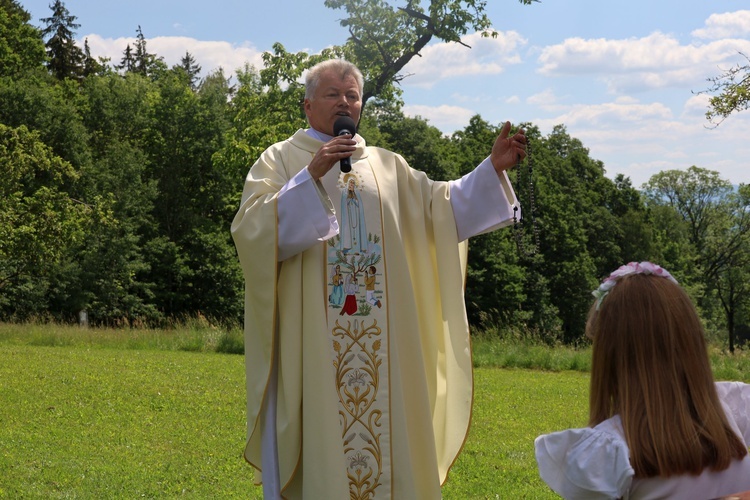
[491,121,527,174]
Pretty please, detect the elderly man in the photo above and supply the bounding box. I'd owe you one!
[232,58,526,499]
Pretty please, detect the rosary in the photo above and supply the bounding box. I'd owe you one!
[512,141,540,258]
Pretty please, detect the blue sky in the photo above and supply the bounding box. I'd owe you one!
[18,0,750,187]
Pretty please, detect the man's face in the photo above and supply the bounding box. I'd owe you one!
[304,70,362,136]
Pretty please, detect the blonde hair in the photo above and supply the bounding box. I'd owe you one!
[305,59,364,100]
[587,273,747,477]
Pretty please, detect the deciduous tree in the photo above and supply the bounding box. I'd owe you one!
[0,0,47,77]
[699,52,750,127]
[325,0,538,108]
[0,124,91,318]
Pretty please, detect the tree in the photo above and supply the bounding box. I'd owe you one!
[325,0,538,109]
[448,117,530,328]
[140,68,239,319]
[609,174,656,264]
[704,184,750,351]
[528,125,605,341]
[72,73,160,324]
[714,239,750,353]
[699,52,750,127]
[3,0,567,329]
[117,43,135,73]
[255,1,538,119]
[0,124,92,318]
[40,0,84,80]
[0,0,47,77]
[214,62,312,211]
[130,26,166,77]
[176,50,202,89]
[82,37,104,77]
[643,167,732,256]
[644,168,750,350]
[373,111,459,180]
[0,72,92,169]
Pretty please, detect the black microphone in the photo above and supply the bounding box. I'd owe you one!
[333,116,356,173]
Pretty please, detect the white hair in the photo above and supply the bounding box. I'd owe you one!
[305,59,364,99]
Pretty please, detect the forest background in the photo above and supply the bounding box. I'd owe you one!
[3,0,750,350]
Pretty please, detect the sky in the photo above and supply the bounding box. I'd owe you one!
[17,0,750,188]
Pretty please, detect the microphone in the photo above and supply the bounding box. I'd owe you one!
[333,116,356,173]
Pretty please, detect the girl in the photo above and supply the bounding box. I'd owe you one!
[535,262,750,499]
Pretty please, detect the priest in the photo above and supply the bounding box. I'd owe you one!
[231,58,526,499]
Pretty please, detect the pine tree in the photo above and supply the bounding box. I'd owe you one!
[117,44,135,73]
[178,51,202,89]
[82,38,104,76]
[133,25,162,76]
[40,0,84,80]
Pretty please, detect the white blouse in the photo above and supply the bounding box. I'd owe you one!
[535,382,750,499]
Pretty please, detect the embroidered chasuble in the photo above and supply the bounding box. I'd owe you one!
[232,129,474,499]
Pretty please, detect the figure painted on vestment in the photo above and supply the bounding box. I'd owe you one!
[329,264,344,306]
[365,265,381,309]
[339,174,367,255]
[339,273,359,316]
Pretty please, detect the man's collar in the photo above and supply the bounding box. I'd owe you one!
[306,127,361,143]
[306,128,333,142]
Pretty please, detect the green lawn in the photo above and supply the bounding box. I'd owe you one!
[0,345,258,498]
[0,342,589,498]
[444,369,589,499]
[1,324,746,498]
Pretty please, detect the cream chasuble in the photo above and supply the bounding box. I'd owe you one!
[232,129,497,499]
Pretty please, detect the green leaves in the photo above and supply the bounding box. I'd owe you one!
[0,1,47,77]
[40,0,85,80]
[699,52,750,127]
[644,166,750,351]
[0,124,89,294]
[323,0,521,106]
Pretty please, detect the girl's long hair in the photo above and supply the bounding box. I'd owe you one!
[587,274,747,477]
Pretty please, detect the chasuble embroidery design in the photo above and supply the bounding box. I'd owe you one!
[326,169,390,499]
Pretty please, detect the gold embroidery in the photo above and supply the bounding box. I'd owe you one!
[332,319,383,500]
[326,166,389,498]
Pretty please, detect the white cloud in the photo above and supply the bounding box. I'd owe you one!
[401,31,527,89]
[81,34,265,77]
[546,99,673,132]
[681,93,711,118]
[402,103,475,130]
[537,32,750,94]
[527,94,750,187]
[692,10,750,40]
[527,88,562,111]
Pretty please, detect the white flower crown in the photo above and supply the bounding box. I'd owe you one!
[592,261,678,310]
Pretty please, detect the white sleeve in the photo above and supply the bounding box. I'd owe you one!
[535,426,634,500]
[277,167,338,261]
[715,381,750,444]
[448,157,520,242]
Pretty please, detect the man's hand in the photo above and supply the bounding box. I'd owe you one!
[490,121,527,174]
[308,135,357,180]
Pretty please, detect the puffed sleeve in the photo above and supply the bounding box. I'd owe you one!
[715,381,750,444]
[535,422,634,500]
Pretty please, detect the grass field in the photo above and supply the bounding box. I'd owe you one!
[1,323,747,498]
